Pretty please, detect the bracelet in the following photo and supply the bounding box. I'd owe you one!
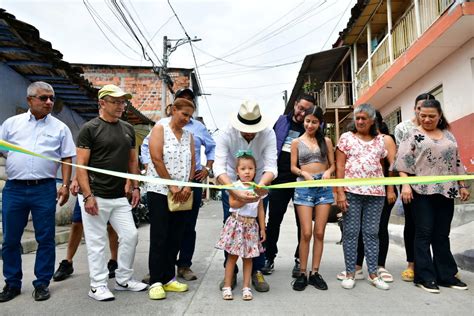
[83,194,94,202]
[297,170,302,177]
[61,184,69,188]
[132,187,140,191]
[459,185,470,189]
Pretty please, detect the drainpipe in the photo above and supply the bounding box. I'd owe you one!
[387,0,394,64]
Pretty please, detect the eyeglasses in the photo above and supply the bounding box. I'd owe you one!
[31,95,55,102]
[235,149,253,158]
[104,99,127,106]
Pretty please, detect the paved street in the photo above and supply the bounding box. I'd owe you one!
[1,200,473,315]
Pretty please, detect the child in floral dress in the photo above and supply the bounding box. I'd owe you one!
[215,153,266,301]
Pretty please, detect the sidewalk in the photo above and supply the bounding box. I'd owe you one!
[0,200,473,315]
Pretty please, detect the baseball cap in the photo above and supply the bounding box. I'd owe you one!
[98,84,132,100]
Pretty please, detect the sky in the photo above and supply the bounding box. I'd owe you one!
[0,0,355,133]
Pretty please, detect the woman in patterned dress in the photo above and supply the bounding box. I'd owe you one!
[146,98,196,300]
[393,99,470,294]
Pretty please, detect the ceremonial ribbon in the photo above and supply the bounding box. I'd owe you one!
[1,140,472,190]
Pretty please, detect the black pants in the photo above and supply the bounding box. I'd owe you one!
[266,188,301,261]
[356,192,397,267]
[412,191,458,284]
[148,192,186,285]
[403,200,415,263]
[176,185,203,268]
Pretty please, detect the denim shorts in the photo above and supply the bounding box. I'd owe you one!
[294,173,334,207]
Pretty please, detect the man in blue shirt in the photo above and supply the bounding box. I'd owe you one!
[141,88,216,281]
[0,81,76,302]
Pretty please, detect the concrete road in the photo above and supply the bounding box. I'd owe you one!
[1,201,473,315]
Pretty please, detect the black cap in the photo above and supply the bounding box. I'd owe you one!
[175,88,195,101]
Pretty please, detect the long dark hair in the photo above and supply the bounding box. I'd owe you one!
[420,99,450,130]
[303,106,327,158]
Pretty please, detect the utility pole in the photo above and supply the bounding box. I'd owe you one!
[160,35,202,119]
[282,90,288,108]
[161,36,170,119]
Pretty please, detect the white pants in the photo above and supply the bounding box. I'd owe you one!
[79,195,138,288]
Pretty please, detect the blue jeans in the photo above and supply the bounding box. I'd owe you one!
[176,185,203,268]
[2,179,57,289]
[221,190,268,273]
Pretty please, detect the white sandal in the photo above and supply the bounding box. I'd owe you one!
[377,267,393,283]
[242,287,253,301]
[222,287,233,300]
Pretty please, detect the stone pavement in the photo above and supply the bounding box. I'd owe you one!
[0,200,473,315]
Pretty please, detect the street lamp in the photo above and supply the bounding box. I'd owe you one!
[161,35,202,118]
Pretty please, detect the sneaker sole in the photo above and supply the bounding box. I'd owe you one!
[309,282,328,290]
[114,286,148,292]
[88,293,115,301]
[416,284,440,294]
[261,269,274,275]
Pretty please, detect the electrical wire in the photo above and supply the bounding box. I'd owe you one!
[82,0,142,60]
[167,0,218,130]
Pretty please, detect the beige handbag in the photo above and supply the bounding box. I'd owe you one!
[167,191,193,212]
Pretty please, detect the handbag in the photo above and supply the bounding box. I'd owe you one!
[167,191,194,212]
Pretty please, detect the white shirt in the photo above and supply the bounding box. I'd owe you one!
[213,126,278,184]
[1,111,76,180]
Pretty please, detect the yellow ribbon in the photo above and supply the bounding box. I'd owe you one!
[1,140,472,190]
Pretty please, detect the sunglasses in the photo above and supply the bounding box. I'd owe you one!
[104,99,128,106]
[32,95,56,102]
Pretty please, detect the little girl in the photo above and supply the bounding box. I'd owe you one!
[215,153,266,301]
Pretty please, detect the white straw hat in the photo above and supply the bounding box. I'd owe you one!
[230,100,269,133]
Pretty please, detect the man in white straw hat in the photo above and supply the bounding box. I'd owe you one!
[214,100,278,293]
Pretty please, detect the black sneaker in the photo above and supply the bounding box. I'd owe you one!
[261,259,274,275]
[53,260,74,282]
[292,259,300,278]
[0,284,21,303]
[108,259,118,279]
[416,281,440,294]
[439,279,468,290]
[32,284,50,301]
[308,272,328,290]
[292,273,307,291]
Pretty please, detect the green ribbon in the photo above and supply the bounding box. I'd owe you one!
[1,140,472,190]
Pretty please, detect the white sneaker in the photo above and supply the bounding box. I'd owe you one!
[341,277,355,289]
[369,276,390,290]
[115,279,148,292]
[88,285,115,301]
[337,270,364,281]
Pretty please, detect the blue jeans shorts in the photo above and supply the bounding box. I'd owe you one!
[294,173,334,207]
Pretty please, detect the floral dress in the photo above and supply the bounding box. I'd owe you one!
[215,182,264,258]
[393,127,465,198]
[337,132,387,196]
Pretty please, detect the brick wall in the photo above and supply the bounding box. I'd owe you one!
[77,64,193,121]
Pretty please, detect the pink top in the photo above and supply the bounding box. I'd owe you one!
[337,132,387,196]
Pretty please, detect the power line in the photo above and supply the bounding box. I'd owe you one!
[167,0,218,130]
[320,0,354,50]
[82,0,142,60]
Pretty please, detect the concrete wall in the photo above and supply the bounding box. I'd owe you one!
[0,63,31,123]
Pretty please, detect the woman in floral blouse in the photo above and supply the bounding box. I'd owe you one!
[336,104,396,291]
[146,98,196,300]
[393,99,470,294]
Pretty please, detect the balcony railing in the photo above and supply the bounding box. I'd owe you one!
[319,81,352,113]
[371,35,391,80]
[355,0,455,97]
[355,60,369,97]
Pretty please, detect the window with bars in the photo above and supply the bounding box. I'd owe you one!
[384,108,402,134]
